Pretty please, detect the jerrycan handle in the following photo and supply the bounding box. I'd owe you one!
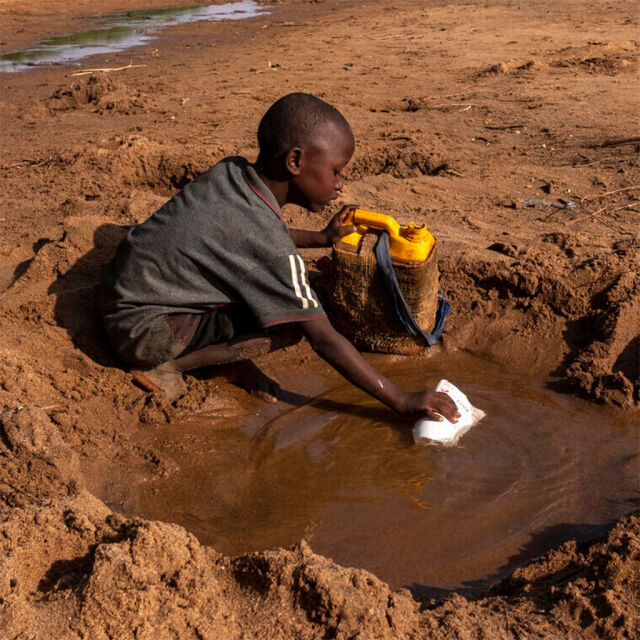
[343,209,401,238]
[342,208,435,262]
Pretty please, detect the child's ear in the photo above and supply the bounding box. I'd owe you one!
[285,148,303,176]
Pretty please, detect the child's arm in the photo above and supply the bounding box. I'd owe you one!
[289,205,357,248]
[301,316,459,421]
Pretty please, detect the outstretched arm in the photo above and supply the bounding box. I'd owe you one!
[289,205,358,248]
[301,316,459,421]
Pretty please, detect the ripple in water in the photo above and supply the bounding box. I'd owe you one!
[105,353,640,595]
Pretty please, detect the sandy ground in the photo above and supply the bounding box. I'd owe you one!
[0,0,639,637]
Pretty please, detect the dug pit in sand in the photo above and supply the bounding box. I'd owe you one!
[1,0,639,637]
[91,351,639,598]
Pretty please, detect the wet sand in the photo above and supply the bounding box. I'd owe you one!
[0,0,639,638]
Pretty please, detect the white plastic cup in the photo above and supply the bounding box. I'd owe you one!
[413,379,485,446]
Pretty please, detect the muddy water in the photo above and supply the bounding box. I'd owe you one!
[103,352,639,595]
[0,1,268,73]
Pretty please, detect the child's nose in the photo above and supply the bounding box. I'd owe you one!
[335,176,344,191]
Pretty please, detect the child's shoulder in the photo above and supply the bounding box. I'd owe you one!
[210,155,249,175]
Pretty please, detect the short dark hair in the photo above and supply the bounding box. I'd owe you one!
[257,93,350,160]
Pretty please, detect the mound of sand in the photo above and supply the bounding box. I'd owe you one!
[441,232,640,407]
[48,74,150,114]
[0,486,637,639]
[481,42,639,77]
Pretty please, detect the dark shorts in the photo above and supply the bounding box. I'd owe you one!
[107,305,259,369]
[171,305,258,357]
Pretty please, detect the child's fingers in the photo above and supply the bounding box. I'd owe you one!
[338,204,358,221]
[337,224,357,237]
[427,391,460,422]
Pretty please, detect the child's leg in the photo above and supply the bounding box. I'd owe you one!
[132,326,300,402]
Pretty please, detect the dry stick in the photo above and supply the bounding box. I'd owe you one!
[593,216,633,235]
[71,61,147,76]
[593,136,640,148]
[430,102,475,108]
[0,155,59,170]
[125,393,147,411]
[569,201,640,225]
[581,185,640,201]
[485,123,524,130]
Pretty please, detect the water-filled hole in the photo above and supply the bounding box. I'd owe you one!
[98,351,639,596]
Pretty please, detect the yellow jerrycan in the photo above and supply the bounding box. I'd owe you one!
[341,209,435,262]
[327,209,441,354]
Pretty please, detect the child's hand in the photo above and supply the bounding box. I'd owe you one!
[400,391,460,422]
[320,204,358,246]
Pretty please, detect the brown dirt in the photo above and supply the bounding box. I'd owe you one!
[0,0,638,637]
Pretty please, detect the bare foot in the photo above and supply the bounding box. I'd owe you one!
[131,362,187,402]
[226,360,280,403]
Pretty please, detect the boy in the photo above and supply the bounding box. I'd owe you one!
[100,93,458,424]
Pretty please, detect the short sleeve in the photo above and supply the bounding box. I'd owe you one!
[238,253,326,327]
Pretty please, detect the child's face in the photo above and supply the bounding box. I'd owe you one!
[288,123,355,212]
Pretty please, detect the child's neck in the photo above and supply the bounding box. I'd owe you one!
[254,157,289,209]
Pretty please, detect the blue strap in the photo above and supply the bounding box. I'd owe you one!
[373,231,450,346]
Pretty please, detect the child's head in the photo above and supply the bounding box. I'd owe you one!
[257,93,355,212]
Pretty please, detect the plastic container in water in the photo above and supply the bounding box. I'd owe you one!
[413,379,486,446]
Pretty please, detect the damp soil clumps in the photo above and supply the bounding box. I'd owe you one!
[0,0,639,637]
[47,73,149,114]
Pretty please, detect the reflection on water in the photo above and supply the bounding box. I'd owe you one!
[101,352,640,595]
[0,1,269,73]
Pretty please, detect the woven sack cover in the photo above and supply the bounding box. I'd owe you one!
[327,232,439,354]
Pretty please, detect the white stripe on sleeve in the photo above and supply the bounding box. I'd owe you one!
[296,254,318,308]
[288,254,308,309]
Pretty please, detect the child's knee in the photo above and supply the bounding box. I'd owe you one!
[267,324,303,350]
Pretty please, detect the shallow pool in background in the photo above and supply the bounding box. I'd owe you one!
[98,352,640,596]
[0,1,269,73]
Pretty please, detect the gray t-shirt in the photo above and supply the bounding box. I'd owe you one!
[101,156,325,344]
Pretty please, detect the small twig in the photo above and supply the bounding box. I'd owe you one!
[71,61,146,76]
[569,202,640,225]
[568,205,610,224]
[253,61,280,74]
[592,136,640,148]
[485,123,524,130]
[0,155,59,170]
[430,102,475,108]
[572,159,605,167]
[581,185,640,201]
[126,393,147,411]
